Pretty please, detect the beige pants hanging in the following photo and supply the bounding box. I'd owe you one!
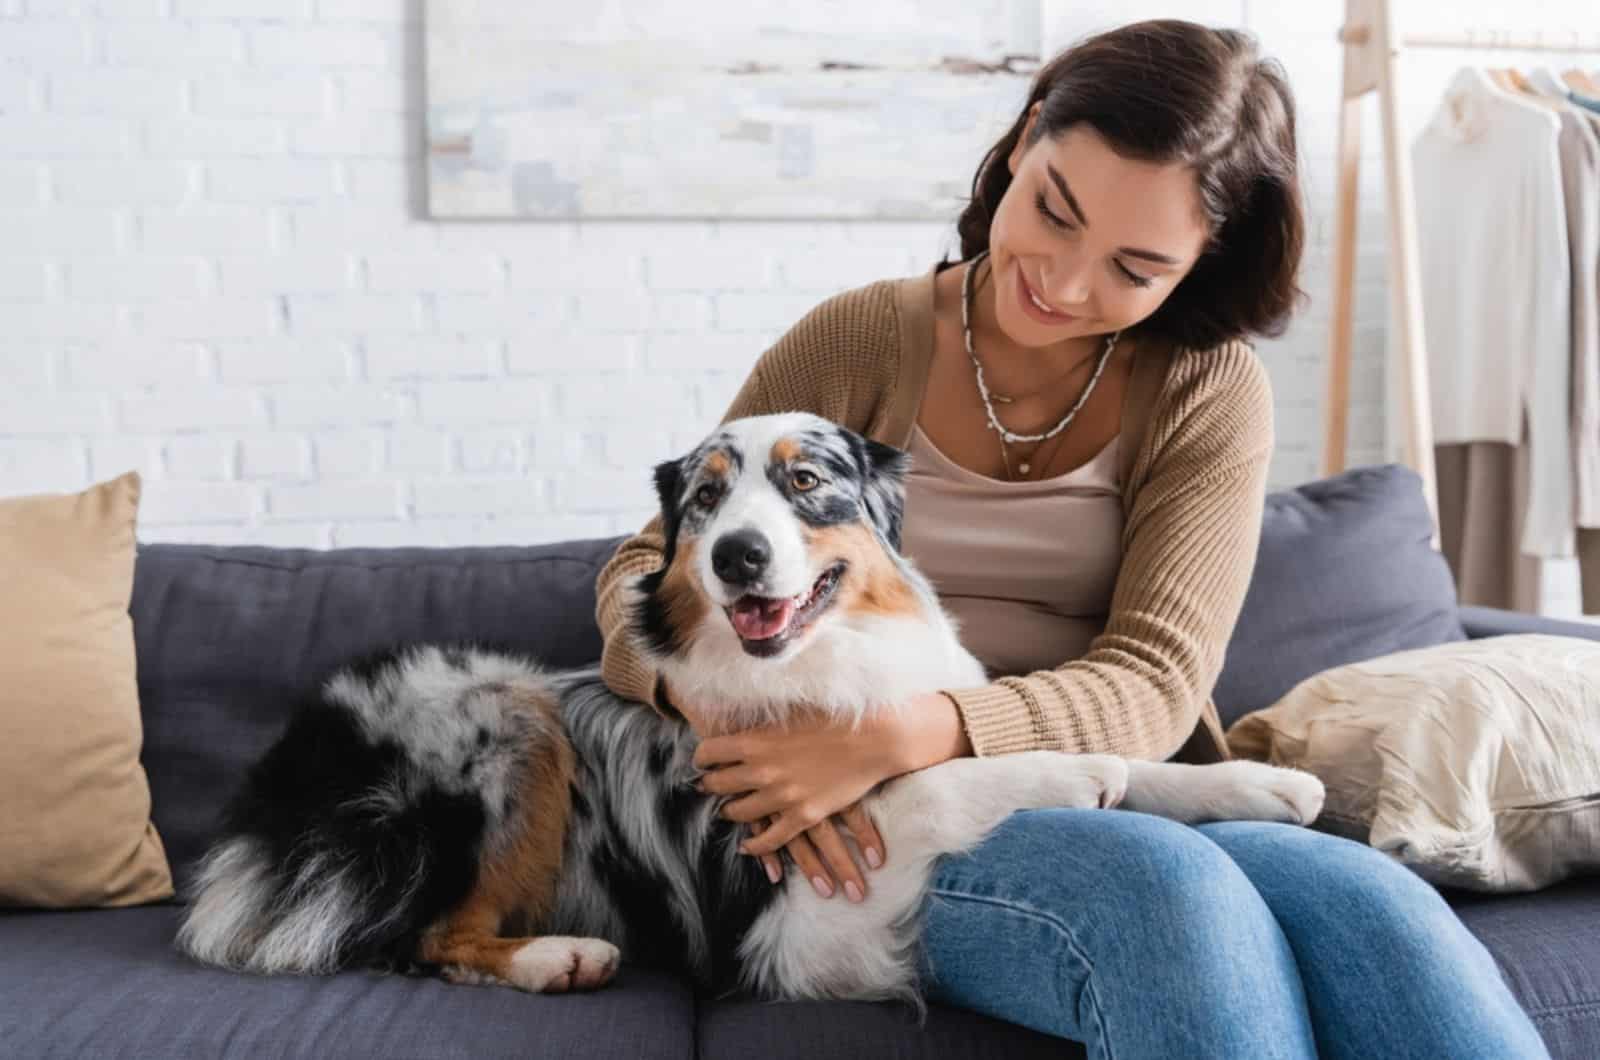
[1434,426,1541,614]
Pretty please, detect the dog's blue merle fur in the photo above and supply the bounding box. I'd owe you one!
[178,644,778,996]
[175,416,913,999]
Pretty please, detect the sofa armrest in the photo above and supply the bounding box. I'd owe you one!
[1458,605,1600,643]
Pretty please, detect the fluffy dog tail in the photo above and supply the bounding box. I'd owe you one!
[175,644,550,976]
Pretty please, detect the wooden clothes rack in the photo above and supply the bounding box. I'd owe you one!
[1320,0,1600,541]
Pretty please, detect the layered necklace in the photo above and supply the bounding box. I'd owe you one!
[960,249,1118,480]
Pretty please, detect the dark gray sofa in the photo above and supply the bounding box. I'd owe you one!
[3,464,1597,1059]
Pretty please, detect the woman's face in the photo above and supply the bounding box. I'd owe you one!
[989,111,1211,347]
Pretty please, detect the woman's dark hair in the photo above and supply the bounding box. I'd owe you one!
[952,19,1307,351]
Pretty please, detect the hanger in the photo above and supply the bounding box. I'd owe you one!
[1480,67,1541,112]
[1561,68,1600,95]
[1498,66,1568,112]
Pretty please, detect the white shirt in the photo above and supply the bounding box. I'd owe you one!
[1411,67,1573,557]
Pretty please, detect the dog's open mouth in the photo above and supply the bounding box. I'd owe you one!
[725,562,846,657]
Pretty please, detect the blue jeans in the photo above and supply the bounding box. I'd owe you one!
[918,808,1551,1059]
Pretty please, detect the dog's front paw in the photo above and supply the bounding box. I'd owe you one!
[509,936,621,993]
[1218,761,1325,825]
[1076,754,1130,810]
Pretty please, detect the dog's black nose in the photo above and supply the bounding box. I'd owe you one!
[712,529,771,586]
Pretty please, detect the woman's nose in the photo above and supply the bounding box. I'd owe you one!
[1039,255,1093,308]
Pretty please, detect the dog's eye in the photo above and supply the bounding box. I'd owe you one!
[694,484,720,508]
[792,470,820,492]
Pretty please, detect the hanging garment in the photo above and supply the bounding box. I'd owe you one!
[1436,427,1540,613]
[1529,69,1600,533]
[1412,67,1574,560]
[1571,101,1600,611]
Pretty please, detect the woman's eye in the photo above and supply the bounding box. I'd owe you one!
[1117,263,1155,288]
[1033,191,1072,231]
[792,470,819,491]
[695,484,720,508]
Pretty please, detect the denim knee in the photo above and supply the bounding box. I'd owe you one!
[1200,821,1466,946]
[930,808,1297,971]
[923,808,1317,1055]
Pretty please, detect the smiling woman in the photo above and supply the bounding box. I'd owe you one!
[594,17,1551,1060]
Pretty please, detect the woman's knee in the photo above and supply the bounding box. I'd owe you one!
[923,809,1317,1052]
[1199,821,1475,959]
[933,808,1291,963]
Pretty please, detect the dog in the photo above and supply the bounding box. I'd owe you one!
[175,411,1325,1004]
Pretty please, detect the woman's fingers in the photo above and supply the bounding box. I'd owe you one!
[780,830,836,899]
[806,818,867,902]
[696,765,762,798]
[740,809,812,856]
[719,786,790,824]
[692,734,749,770]
[838,801,886,871]
[755,816,783,885]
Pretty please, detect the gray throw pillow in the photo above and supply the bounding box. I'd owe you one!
[1213,463,1466,730]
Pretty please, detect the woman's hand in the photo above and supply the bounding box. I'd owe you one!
[668,680,973,901]
[694,712,894,902]
[745,804,883,903]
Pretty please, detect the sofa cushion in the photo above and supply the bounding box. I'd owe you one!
[0,903,693,1060]
[130,536,627,888]
[1444,877,1600,1059]
[1213,464,1466,729]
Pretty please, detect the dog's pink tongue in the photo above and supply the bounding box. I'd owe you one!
[731,596,795,640]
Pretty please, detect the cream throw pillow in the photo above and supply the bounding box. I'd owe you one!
[1227,634,1600,893]
[0,472,174,907]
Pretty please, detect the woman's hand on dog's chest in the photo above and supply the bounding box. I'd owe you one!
[671,684,972,904]
[691,708,905,902]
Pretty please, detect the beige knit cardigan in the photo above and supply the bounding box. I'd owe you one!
[594,263,1277,766]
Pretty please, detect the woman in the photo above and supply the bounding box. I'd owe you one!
[593,20,1550,1060]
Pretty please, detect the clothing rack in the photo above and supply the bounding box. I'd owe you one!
[1320,0,1600,541]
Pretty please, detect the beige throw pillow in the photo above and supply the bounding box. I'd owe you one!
[1227,634,1600,894]
[0,472,174,907]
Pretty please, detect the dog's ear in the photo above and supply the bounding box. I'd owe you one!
[633,456,688,658]
[651,456,686,562]
[856,435,910,552]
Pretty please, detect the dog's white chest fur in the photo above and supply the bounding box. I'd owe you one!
[661,605,986,733]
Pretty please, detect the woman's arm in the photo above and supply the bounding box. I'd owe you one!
[938,342,1274,762]
[696,347,1272,896]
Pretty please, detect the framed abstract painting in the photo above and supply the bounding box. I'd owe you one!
[423,1,1040,220]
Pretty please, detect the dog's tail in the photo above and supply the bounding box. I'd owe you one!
[175,644,548,976]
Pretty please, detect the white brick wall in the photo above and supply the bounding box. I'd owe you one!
[1,0,1594,614]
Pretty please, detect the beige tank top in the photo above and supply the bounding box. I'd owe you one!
[899,422,1125,680]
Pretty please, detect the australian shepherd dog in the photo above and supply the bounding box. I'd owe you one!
[176,411,1324,1004]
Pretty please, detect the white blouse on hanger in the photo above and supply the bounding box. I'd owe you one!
[1412,66,1574,557]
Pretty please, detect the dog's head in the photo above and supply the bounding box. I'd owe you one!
[633,412,914,664]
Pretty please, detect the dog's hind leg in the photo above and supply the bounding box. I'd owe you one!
[737,752,1129,1001]
[868,750,1129,864]
[1117,759,1325,826]
[419,888,620,993]
[418,696,621,994]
